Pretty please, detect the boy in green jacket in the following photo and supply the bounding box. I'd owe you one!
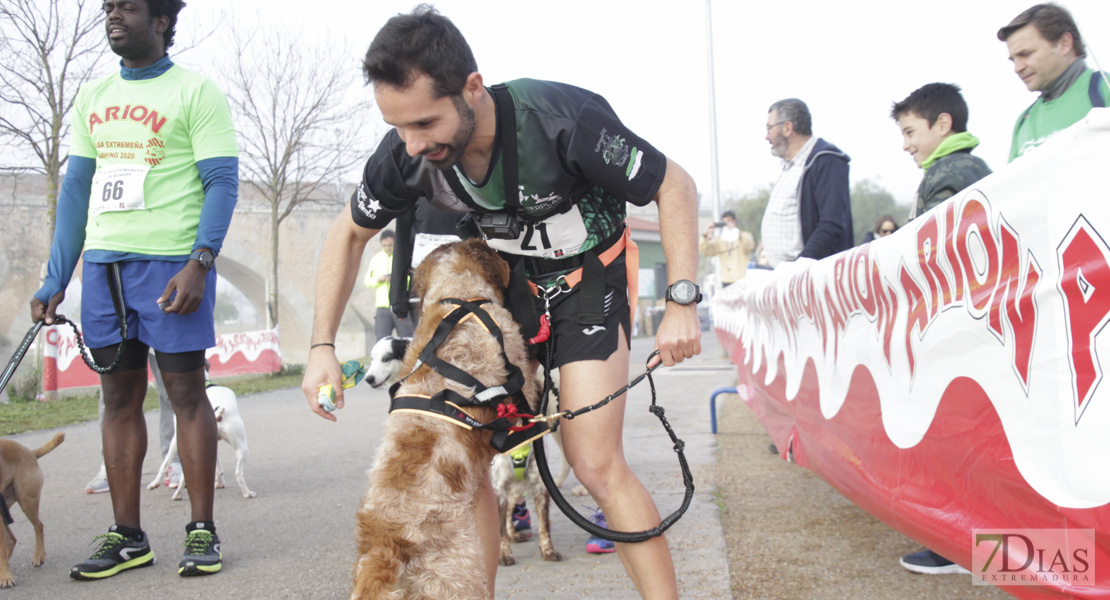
[891,83,992,221]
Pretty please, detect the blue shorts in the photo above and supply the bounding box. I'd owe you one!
[81,260,216,353]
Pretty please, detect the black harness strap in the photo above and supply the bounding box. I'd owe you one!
[575,251,606,326]
[416,299,526,403]
[505,260,542,342]
[390,390,488,430]
[440,84,520,216]
[388,298,548,453]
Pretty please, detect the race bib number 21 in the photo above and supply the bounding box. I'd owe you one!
[91,164,149,217]
[485,204,589,258]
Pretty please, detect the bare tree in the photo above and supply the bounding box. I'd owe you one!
[0,0,108,228]
[223,21,372,327]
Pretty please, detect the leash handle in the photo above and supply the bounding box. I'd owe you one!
[0,321,44,395]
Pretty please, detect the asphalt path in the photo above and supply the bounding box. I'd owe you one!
[1,333,735,599]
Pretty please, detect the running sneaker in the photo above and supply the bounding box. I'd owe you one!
[585,509,616,554]
[511,501,531,533]
[164,462,183,489]
[70,526,155,580]
[899,548,970,574]
[179,523,222,576]
[85,465,109,494]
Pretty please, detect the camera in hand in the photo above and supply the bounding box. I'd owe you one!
[476,211,521,240]
[714,221,726,228]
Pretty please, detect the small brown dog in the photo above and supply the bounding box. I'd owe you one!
[0,432,64,588]
[352,239,540,599]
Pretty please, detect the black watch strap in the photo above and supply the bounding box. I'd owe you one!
[189,249,214,271]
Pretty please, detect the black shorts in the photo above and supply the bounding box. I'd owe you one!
[90,341,205,374]
[533,254,631,369]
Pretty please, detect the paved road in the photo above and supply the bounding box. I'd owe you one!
[1,333,736,599]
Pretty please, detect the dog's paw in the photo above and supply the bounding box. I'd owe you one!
[0,575,13,588]
[147,480,161,490]
[498,554,516,567]
[570,484,589,496]
[507,530,531,543]
[541,550,565,562]
[242,490,257,498]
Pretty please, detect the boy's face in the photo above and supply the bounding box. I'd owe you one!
[897,111,948,169]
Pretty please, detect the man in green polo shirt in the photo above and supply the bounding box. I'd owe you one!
[999,3,1109,162]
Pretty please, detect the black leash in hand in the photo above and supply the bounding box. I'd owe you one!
[0,263,129,395]
[531,349,696,543]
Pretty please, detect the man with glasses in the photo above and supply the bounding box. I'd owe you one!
[760,98,852,267]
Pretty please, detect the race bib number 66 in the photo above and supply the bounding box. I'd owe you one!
[91,164,149,217]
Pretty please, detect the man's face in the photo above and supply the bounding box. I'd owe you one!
[722,215,737,229]
[897,111,947,168]
[1006,23,1075,92]
[376,74,476,170]
[103,1,165,60]
[381,237,395,255]
[765,110,790,158]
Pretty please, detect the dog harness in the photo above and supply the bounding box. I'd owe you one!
[388,298,551,454]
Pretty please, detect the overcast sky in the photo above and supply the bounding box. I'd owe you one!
[173,0,1110,212]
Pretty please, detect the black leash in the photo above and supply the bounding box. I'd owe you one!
[0,263,129,395]
[532,349,696,543]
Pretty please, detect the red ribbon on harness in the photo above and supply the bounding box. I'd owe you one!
[497,402,536,432]
[528,314,550,345]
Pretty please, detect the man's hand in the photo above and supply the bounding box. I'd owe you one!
[652,303,702,367]
[157,261,207,314]
[703,224,717,239]
[302,345,344,421]
[30,291,66,325]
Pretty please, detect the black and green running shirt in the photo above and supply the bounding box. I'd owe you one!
[349,78,667,262]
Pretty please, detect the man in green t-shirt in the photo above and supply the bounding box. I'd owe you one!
[30,0,237,581]
[999,3,1109,162]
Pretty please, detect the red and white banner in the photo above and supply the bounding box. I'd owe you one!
[714,109,1110,598]
[44,327,282,391]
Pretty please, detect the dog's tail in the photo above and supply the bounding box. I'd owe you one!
[33,432,65,459]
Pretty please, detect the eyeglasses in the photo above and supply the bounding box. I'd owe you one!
[765,121,786,132]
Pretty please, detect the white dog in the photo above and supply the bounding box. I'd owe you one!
[148,381,256,500]
[364,336,412,389]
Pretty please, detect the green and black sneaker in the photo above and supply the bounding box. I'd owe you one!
[70,525,156,580]
[179,522,222,576]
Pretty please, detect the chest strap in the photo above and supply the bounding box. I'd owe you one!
[412,298,526,402]
[388,298,550,453]
[389,389,553,454]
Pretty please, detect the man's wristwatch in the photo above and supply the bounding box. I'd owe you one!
[189,249,215,271]
[665,279,702,305]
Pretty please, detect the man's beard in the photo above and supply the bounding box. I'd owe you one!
[425,95,477,170]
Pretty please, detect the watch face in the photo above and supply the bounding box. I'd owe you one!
[671,280,696,303]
